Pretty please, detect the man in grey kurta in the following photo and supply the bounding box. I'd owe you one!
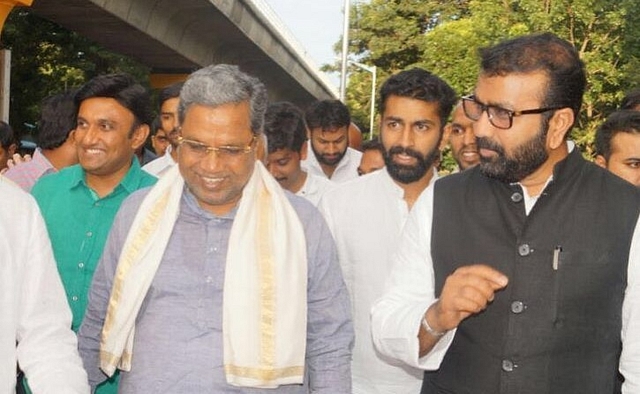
[79,186,352,393]
[77,64,353,393]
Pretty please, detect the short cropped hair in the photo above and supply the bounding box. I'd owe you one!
[361,138,385,155]
[178,64,267,135]
[159,82,183,107]
[479,32,586,128]
[621,89,640,110]
[37,90,78,149]
[75,73,153,130]
[304,100,350,132]
[0,121,15,149]
[263,102,307,153]
[595,110,640,159]
[378,68,456,127]
[150,116,162,136]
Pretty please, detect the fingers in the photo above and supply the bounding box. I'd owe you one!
[7,153,30,168]
[434,264,508,330]
[456,264,508,290]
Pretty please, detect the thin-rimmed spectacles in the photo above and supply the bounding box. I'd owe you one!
[177,135,256,159]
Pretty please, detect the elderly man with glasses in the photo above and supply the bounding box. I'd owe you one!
[372,32,640,393]
[77,64,353,394]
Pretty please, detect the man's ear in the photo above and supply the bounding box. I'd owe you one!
[8,143,17,156]
[440,124,452,150]
[131,124,150,151]
[66,129,76,144]
[595,154,608,169]
[255,134,267,164]
[547,108,574,149]
[300,140,308,160]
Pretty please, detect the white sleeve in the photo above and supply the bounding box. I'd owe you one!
[621,216,640,393]
[370,186,455,370]
[15,195,90,394]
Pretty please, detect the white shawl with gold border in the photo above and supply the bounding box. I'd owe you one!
[99,162,308,387]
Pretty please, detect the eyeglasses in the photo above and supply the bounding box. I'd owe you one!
[461,95,563,129]
[177,135,256,159]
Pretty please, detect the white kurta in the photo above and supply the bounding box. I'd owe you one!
[296,172,334,206]
[301,146,362,183]
[0,177,89,394]
[142,145,176,177]
[319,169,438,394]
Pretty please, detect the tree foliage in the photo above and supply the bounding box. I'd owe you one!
[338,0,640,170]
[1,9,149,139]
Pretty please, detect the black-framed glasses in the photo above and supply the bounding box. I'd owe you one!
[177,135,256,159]
[461,95,563,130]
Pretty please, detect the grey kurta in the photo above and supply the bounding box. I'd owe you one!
[78,186,353,393]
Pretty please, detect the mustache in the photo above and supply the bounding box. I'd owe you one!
[476,137,504,155]
[387,145,424,160]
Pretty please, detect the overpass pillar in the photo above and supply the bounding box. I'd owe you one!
[0,0,32,122]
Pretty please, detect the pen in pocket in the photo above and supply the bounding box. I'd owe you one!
[552,246,562,271]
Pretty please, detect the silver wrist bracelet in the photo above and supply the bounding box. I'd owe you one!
[421,314,447,337]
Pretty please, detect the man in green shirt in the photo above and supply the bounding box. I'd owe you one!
[31,74,157,394]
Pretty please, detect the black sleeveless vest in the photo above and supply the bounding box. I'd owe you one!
[423,149,639,394]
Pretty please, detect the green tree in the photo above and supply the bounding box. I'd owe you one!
[1,9,149,140]
[339,0,640,171]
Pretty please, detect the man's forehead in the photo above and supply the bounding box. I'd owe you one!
[382,96,441,117]
[611,131,640,152]
[78,97,133,120]
[311,127,347,137]
[161,97,179,111]
[475,72,547,106]
[268,148,297,159]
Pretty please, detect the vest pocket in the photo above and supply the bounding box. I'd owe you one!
[553,248,620,326]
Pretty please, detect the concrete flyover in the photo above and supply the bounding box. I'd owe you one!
[28,0,338,106]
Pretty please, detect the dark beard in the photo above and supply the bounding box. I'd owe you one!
[477,123,549,183]
[384,145,439,184]
[312,144,347,166]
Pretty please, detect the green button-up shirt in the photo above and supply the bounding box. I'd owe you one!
[30,159,156,394]
[32,159,157,331]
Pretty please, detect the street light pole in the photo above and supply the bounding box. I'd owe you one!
[339,0,350,102]
[348,61,377,139]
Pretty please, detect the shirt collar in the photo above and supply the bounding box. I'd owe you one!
[68,157,145,194]
[31,148,55,171]
[381,166,439,197]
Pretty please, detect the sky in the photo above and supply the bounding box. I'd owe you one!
[262,0,346,89]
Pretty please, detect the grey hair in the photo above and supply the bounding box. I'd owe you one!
[178,64,268,134]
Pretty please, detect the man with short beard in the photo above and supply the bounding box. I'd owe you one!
[143,82,183,176]
[319,68,456,394]
[372,33,640,393]
[302,100,362,182]
[447,102,480,171]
